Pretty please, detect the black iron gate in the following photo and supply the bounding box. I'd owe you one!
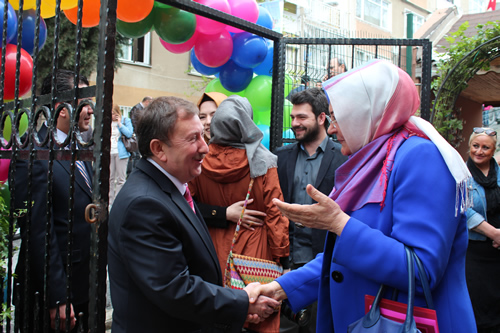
[0,0,432,332]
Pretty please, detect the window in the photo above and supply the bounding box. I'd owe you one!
[404,10,424,38]
[356,0,391,29]
[469,0,484,13]
[119,33,151,66]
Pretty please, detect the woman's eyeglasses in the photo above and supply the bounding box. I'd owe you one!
[473,127,497,136]
[325,115,338,129]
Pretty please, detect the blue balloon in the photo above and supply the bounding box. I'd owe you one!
[256,6,273,29]
[190,49,222,76]
[1,0,17,44]
[219,60,253,92]
[232,32,268,69]
[282,128,294,146]
[253,39,273,76]
[11,9,47,55]
[257,124,270,149]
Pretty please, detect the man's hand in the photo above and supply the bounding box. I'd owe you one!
[244,282,281,324]
[49,303,76,331]
[226,199,266,230]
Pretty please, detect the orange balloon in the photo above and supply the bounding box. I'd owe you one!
[117,0,153,23]
[64,0,100,28]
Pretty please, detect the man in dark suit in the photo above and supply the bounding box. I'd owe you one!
[108,96,278,333]
[14,69,94,332]
[129,95,152,130]
[275,88,347,333]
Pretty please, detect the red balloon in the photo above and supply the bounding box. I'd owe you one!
[0,158,8,183]
[0,44,33,100]
[117,0,154,23]
[194,30,233,68]
[64,0,101,28]
[160,30,199,54]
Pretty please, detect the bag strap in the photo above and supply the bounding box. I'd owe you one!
[412,249,435,310]
[224,178,255,284]
[362,246,418,332]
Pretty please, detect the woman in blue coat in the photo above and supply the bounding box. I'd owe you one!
[109,104,134,205]
[466,128,500,333]
[261,60,477,332]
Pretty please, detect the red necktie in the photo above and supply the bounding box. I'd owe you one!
[183,186,195,213]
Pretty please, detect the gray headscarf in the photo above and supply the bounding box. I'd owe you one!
[210,95,277,178]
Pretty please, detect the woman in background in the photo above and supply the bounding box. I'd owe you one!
[190,96,289,333]
[466,127,500,333]
[109,104,133,206]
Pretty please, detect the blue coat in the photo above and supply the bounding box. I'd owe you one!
[277,136,476,333]
[117,117,134,159]
[466,161,500,240]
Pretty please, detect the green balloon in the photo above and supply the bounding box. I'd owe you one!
[253,109,270,127]
[283,99,293,128]
[3,113,28,140]
[244,75,272,113]
[205,78,245,97]
[153,1,172,10]
[153,6,195,45]
[117,10,154,38]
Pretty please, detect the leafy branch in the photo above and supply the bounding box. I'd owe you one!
[432,20,500,147]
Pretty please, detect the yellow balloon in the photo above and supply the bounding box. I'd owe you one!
[44,0,78,10]
[40,1,56,19]
[8,0,36,10]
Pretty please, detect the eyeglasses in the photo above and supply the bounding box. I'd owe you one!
[473,127,497,136]
[327,115,338,129]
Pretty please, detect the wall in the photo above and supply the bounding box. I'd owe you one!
[456,94,483,159]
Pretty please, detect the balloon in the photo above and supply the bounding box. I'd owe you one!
[194,30,233,68]
[2,112,28,140]
[116,11,154,38]
[161,30,198,54]
[253,39,273,76]
[8,0,35,9]
[0,44,33,100]
[194,0,230,35]
[226,0,258,33]
[205,78,245,97]
[45,0,79,10]
[153,1,171,10]
[282,128,294,146]
[256,5,273,29]
[253,109,270,126]
[117,0,154,23]
[283,99,293,127]
[257,124,270,149]
[153,6,196,44]
[219,60,253,92]
[0,0,17,44]
[64,0,101,28]
[40,1,56,18]
[190,49,222,76]
[10,9,47,55]
[231,32,268,69]
[0,180,10,209]
[244,75,272,113]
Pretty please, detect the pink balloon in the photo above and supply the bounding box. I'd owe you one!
[194,30,233,68]
[0,159,9,183]
[194,0,230,35]
[226,0,258,33]
[160,30,199,54]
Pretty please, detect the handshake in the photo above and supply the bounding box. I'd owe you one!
[243,281,286,324]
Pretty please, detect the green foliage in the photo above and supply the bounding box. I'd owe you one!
[432,20,500,147]
[35,15,127,92]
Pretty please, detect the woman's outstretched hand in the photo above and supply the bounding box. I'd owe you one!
[272,184,349,236]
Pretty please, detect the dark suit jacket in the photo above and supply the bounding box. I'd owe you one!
[108,159,249,333]
[14,124,93,314]
[275,139,347,258]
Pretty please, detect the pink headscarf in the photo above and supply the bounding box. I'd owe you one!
[323,60,470,213]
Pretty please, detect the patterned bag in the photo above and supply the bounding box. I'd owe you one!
[224,179,283,290]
